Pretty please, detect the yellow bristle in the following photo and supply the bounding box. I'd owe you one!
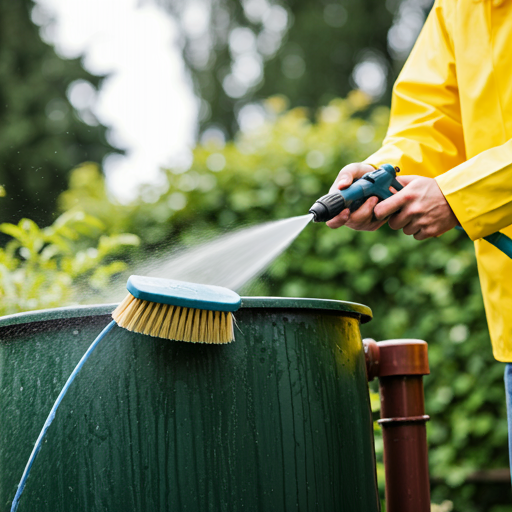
[219,312,224,343]
[220,313,227,343]
[126,299,147,331]
[184,308,193,339]
[114,297,135,327]
[204,310,211,342]
[199,309,207,341]
[190,309,200,343]
[218,312,226,343]
[113,292,236,344]
[225,313,232,343]
[206,310,213,342]
[113,293,136,320]
[158,305,176,339]
[222,313,229,342]
[112,293,137,325]
[162,305,174,339]
[180,307,192,341]
[213,311,220,343]
[154,304,171,338]
[186,308,196,340]
[227,312,234,341]
[171,306,185,340]
[224,313,230,342]
[143,303,162,336]
[135,302,156,333]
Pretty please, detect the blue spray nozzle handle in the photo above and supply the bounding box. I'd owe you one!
[343,163,403,213]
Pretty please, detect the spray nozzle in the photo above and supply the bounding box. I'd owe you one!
[309,193,346,223]
[309,164,402,223]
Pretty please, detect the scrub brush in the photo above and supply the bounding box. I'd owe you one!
[112,275,242,343]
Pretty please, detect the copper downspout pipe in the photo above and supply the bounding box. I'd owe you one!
[364,339,430,512]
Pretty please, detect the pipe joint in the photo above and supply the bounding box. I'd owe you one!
[378,414,430,426]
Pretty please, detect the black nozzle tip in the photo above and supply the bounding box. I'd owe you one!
[309,202,329,223]
[309,193,345,223]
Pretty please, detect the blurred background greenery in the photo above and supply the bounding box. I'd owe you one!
[0,0,510,510]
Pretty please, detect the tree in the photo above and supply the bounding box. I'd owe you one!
[159,0,432,135]
[0,0,117,227]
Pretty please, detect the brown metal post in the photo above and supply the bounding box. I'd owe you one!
[363,339,430,512]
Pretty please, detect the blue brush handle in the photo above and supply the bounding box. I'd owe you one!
[455,226,512,259]
[127,276,241,312]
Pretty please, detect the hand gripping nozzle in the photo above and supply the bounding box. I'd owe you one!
[309,164,403,223]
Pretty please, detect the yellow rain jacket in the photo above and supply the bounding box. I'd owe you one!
[365,0,512,361]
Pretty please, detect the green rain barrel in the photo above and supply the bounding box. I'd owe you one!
[0,298,379,512]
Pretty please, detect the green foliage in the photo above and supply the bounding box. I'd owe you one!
[17,93,512,510]
[61,92,385,241]
[0,211,139,315]
[159,0,429,135]
[0,0,117,227]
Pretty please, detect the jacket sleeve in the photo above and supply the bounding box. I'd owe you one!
[435,141,512,239]
[366,0,512,240]
[365,0,466,179]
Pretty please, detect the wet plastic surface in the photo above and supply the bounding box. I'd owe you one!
[0,299,378,512]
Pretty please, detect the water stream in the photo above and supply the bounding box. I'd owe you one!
[139,214,313,292]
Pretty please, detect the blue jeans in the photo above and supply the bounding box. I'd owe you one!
[504,364,512,483]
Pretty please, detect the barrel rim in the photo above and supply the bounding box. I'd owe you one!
[0,297,372,329]
[241,297,372,323]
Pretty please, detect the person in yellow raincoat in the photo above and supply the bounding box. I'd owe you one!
[327,0,512,476]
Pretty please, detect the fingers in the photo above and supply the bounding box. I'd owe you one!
[395,175,417,187]
[326,208,350,229]
[388,210,410,231]
[374,174,427,221]
[348,196,379,226]
[347,217,387,232]
[374,191,408,220]
[414,230,430,241]
[329,163,375,194]
[402,223,419,236]
[326,197,383,231]
[326,196,387,231]
[326,162,379,231]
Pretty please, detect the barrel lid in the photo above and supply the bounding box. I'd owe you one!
[0,297,372,329]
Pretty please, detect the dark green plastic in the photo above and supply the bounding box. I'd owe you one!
[0,298,379,512]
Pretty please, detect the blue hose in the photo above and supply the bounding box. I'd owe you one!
[455,226,512,260]
[482,231,512,259]
[10,320,116,512]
